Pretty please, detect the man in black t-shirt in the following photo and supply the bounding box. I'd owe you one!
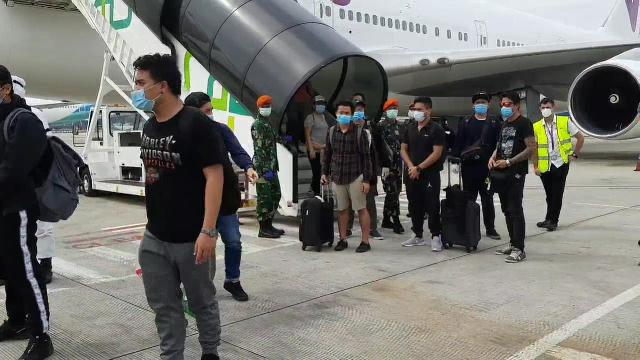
[489,92,536,264]
[400,97,445,252]
[453,92,502,240]
[134,54,223,360]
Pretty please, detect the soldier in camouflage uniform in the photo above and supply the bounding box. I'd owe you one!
[379,99,405,234]
[251,95,284,239]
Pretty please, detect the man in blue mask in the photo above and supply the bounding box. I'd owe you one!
[453,92,502,240]
[322,100,373,253]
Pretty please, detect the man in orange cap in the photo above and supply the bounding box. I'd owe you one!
[251,96,284,238]
[379,99,405,234]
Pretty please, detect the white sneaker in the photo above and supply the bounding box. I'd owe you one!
[402,237,426,247]
[431,235,443,252]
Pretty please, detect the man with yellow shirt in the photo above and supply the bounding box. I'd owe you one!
[533,98,585,231]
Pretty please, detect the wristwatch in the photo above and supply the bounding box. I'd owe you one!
[572,154,579,159]
[506,159,512,167]
[200,228,219,239]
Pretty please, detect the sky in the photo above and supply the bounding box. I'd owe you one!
[505,0,618,30]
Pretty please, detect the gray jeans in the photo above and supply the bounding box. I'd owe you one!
[139,231,220,359]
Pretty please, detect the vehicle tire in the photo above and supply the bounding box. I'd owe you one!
[81,169,97,197]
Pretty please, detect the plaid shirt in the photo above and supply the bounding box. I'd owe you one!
[323,125,372,185]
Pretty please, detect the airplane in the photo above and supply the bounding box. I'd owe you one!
[1,0,639,140]
[35,103,94,131]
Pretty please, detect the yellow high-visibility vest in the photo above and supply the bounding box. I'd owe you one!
[534,115,574,173]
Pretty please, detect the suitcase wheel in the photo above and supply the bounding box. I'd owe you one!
[466,247,471,253]
[328,241,334,248]
[473,246,478,251]
[315,246,322,252]
[302,244,307,251]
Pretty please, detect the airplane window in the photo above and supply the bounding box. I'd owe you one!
[502,40,506,46]
[320,4,323,18]
[356,12,362,22]
[402,21,407,31]
[365,14,370,23]
[435,27,440,36]
[497,39,501,47]
[423,25,427,34]
[447,29,452,39]
[395,19,400,29]
[483,36,487,45]
[409,22,414,32]
[415,23,421,33]
[373,15,378,25]
[340,8,345,19]
[507,41,511,46]
[388,18,393,28]
[380,17,385,26]
[458,32,462,41]
[348,10,353,21]
[326,6,331,17]
[464,33,468,42]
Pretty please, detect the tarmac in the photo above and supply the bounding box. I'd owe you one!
[1,138,639,359]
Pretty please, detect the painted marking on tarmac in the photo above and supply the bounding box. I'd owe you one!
[80,246,138,263]
[111,226,146,234]
[0,287,71,301]
[507,282,640,360]
[546,346,613,360]
[574,202,640,210]
[53,258,117,284]
[101,222,146,231]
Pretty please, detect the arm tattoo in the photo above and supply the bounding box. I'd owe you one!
[510,136,536,164]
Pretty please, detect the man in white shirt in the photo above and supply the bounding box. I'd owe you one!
[533,98,585,231]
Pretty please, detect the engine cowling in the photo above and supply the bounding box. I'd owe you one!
[569,48,640,140]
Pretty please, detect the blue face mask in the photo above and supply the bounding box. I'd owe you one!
[501,106,514,119]
[354,111,365,121]
[315,105,326,113]
[131,84,159,112]
[337,114,352,125]
[474,104,489,115]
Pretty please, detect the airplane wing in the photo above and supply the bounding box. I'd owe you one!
[370,40,640,99]
[31,101,77,109]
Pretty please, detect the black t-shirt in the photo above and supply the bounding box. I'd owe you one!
[456,115,501,161]
[496,115,534,175]
[141,106,226,243]
[402,120,446,172]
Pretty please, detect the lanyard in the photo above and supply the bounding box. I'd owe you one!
[545,118,555,152]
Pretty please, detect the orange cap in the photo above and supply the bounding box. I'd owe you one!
[257,95,272,108]
[383,98,399,111]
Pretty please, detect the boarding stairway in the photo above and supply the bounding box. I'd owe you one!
[71,0,387,216]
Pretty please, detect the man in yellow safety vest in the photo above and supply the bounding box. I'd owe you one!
[533,98,585,231]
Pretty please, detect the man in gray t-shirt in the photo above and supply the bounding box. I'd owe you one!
[304,95,335,195]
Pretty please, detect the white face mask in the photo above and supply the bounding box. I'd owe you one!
[541,108,554,118]
[407,110,414,119]
[414,111,426,122]
[259,107,272,117]
[208,114,215,121]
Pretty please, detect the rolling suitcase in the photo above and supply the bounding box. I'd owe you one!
[299,186,334,252]
[441,158,481,253]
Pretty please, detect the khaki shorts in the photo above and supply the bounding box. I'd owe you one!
[333,175,367,211]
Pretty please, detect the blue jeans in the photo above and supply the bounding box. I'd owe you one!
[217,214,242,282]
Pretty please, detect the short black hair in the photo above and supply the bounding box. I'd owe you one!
[500,92,521,105]
[336,100,355,113]
[133,53,181,95]
[0,65,11,87]
[184,92,211,109]
[413,96,433,109]
[352,92,365,101]
[472,92,490,103]
[540,97,555,106]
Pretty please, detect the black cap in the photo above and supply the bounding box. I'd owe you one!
[472,91,490,103]
[0,65,11,87]
[354,100,366,108]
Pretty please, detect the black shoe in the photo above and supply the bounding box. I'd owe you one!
[19,334,53,360]
[536,220,550,228]
[268,220,285,236]
[355,242,371,253]
[223,281,249,302]
[40,258,52,285]
[334,240,348,251]
[0,279,5,286]
[545,222,558,231]
[381,218,394,229]
[406,212,412,218]
[486,229,501,240]
[258,222,280,239]
[393,223,405,234]
[0,320,29,342]
[202,354,219,360]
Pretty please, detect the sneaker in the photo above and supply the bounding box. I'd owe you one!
[40,258,53,285]
[355,242,371,253]
[544,222,558,231]
[495,246,514,255]
[19,334,53,360]
[393,223,405,234]
[536,220,550,228]
[486,229,501,240]
[0,320,29,342]
[223,281,249,302]
[370,229,384,240]
[505,249,526,263]
[402,237,426,247]
[346,230,353,238]
[202,354,220,360]
[431,235,443,252]
[334,240,348,251]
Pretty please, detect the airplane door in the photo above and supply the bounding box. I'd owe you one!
[474,20,488,48]
[318,2,334,27]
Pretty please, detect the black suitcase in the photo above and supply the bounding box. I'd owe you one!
[299,186,334,252]
[441,158,481,253]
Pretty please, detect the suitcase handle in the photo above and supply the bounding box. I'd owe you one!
[447,156,463,190]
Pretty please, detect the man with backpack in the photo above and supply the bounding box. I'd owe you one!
[322,100,373,253]
[453,92,502,240]
[0,65,54,359]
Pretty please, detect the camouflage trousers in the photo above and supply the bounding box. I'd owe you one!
[256,178,281,222]
[382,169,402,219]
